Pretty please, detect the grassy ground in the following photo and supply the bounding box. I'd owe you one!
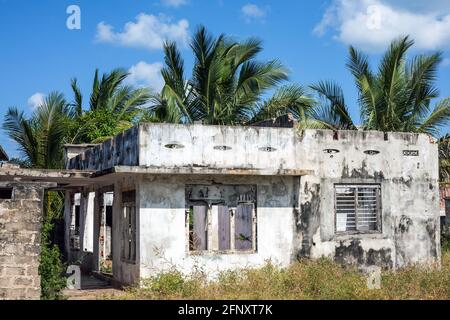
[112,251,450,300]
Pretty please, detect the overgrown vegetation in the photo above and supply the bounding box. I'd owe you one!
[38,192,67,300]
[119,252,450,300]
[442,225,450,252]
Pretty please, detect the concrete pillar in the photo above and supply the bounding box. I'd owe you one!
[82,192,95,253]
[78,192,86,255]
[112,182,121,280]
[92,191,102,271]
[63,191,72,259]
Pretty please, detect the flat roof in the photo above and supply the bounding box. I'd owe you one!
[93,166,314,177]
[0,167,95,189]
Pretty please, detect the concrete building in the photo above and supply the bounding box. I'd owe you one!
[61,123,441,285]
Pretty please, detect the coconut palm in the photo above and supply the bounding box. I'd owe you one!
[70,68,151,143]
[3,92,73,169]
[309,36,450,136]
[147,26,315,125]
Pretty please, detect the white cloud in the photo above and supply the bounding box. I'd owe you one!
[126,61,164,92]
[161,0,187,8]
[241,4,267,23]
[95,13,189,50]
[314,0,450,52]
[27,93,46,110]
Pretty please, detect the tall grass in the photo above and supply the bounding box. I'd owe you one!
[122,252,450,300]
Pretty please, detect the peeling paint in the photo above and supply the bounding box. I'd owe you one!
[297,182,321,259]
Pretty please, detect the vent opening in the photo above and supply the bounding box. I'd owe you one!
[0,187,13,200]
[164,143,185,149]
[213,145,232,151]
[258,146,277,152]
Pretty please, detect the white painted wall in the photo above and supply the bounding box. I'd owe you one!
[138,175,295,278]
[82,192,95,253]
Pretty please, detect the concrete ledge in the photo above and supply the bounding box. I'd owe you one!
[93,166,315,177]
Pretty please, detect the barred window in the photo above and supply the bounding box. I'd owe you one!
[335,184,381,233]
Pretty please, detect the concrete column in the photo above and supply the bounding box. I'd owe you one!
[78,192,86,257]
[63,191,72,260]
[92,191,102,271]
[83,192,95,253]
[112,182,121,281]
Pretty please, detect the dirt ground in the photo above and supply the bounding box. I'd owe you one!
[63,288,127,300]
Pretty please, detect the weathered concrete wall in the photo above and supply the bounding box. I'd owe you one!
[0,182,44,300]
[138,123,305,173]
[138,175,295,278]
[296,130,440,269]
[66,126,139,171]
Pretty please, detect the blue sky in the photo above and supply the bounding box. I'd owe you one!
[1,0,450,158]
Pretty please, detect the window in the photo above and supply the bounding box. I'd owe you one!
[121,190,136,263]
[186,185,257,253]
[335,184,381,233]
[0,187,13,200]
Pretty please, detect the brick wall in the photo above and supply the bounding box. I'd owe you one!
[0,182,44,300]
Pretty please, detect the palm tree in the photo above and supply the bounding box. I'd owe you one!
[3,92,73,169]
[309,36,450,136]
[147,26,315,125]
[70,68,151,143]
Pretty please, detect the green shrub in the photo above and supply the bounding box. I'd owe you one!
[39,192,67,300]
[442,226,450,252]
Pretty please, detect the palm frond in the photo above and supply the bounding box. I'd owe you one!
[416,98,450,137]
[3,107,40,166]
[70,78,83,117]
[249,84,315,123]
[310,80,356,130]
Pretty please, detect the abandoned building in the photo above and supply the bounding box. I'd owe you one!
[61,123,441,285]
[0,122,443,297]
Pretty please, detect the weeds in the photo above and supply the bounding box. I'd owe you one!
[120,252,450,300]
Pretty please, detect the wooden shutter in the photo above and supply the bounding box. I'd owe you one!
[235,203,254,250]
[192,206,207,250]
[218,205,231,250]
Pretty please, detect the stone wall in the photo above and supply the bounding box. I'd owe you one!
[0,182,44,300]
